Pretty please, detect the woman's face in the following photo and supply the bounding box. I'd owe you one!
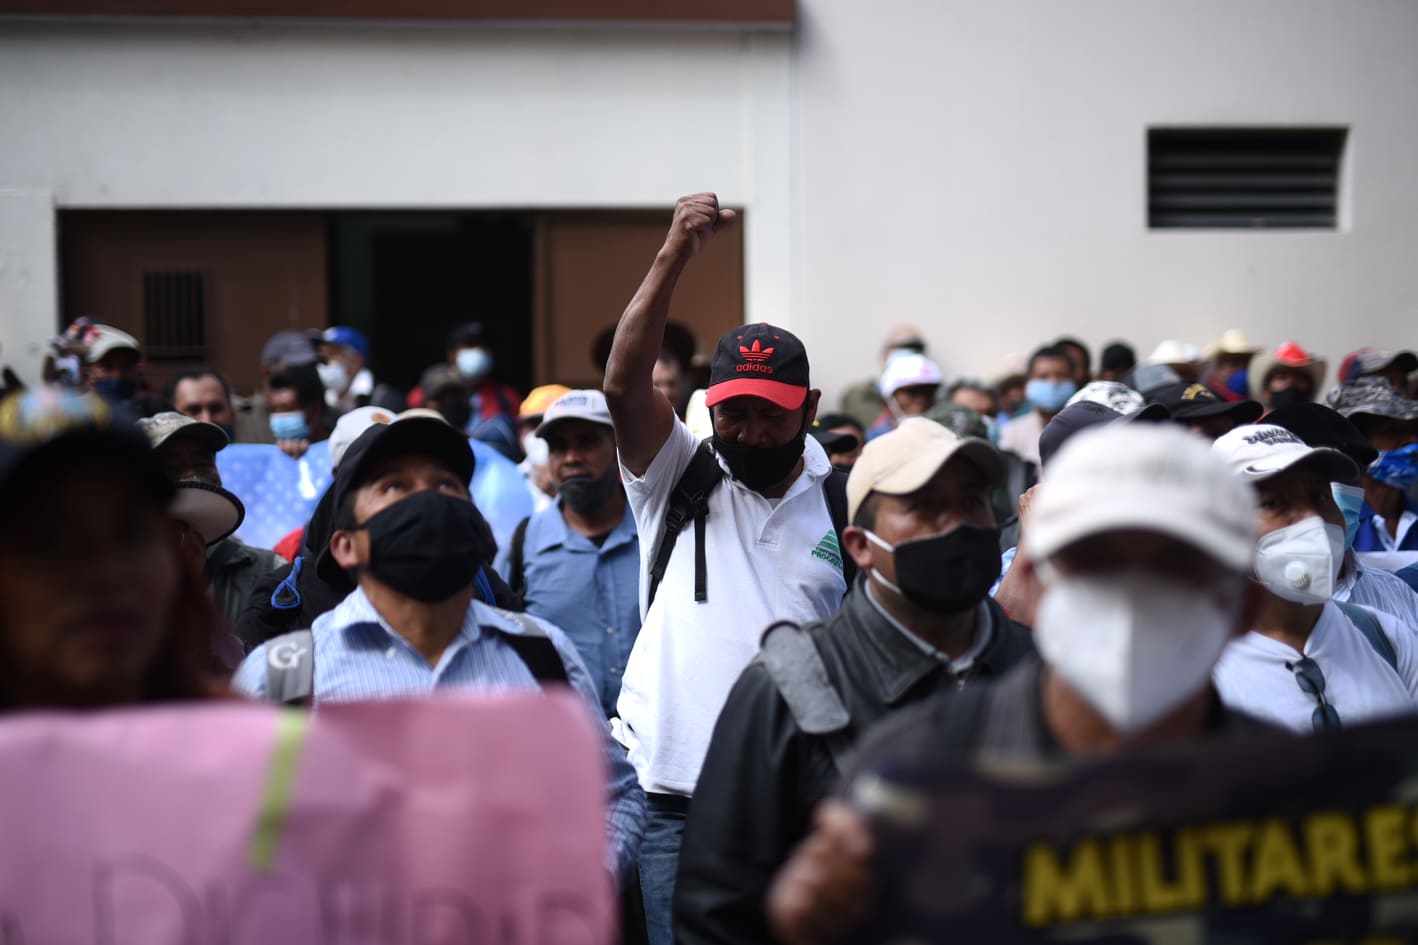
[0,468,179,707]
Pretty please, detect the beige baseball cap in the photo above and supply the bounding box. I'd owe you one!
[1026,422,1258,571]
[846,417,1003,522]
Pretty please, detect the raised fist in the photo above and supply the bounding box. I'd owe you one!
[662,192,738,261]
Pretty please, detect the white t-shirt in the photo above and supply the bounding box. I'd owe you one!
[1213,602,1418,734]
[613,419,847,795]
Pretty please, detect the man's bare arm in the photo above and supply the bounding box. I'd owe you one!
[603,192,737,476]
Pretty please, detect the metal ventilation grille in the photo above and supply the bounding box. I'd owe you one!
[143,270,207,361]
[1148,128,1345,229]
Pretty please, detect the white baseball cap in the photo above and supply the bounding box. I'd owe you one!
[85,325,141,363]
[1026,423,1258,571]
[1211,423,1359,486]
[535,389,614,437]
[878,353,945,398]
[329,405,397,470]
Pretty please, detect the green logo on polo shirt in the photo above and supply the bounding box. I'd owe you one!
[811,530,843,569]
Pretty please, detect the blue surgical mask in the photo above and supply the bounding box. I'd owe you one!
[1368,443,1418,491]
[92,377,138,403]
[1025,378,1077,413]
[456,347,493,381]
[269,410,310,442]
[1331,482,1365,550]
[1225,369,1250,398]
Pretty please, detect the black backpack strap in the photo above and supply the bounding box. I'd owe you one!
[647,441,723,607]
[507,515,532,601]
[263,629,315,706]
[1336,601,1399,674]
[490,607,570,685]
[822,467,857,590]
[759,621,855,772]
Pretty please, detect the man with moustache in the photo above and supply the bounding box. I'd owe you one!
[497,389,641,718]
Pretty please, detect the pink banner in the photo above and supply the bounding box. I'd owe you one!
[0,693,614,945]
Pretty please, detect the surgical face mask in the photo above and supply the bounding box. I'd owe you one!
[269,411,310,442]
[317,360,349,394]
[1331,482,1366,550]
[92,377,138,403]
[1254,516,1346,604]
[1368,443,1418,491]
[1025,378,1077,414]
[455,347,494,381]
[522,431,549,466]
[864,525,1002,615]
[1034,569,1241,734]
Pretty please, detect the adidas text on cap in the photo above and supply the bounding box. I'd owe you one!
[705,323,810,411]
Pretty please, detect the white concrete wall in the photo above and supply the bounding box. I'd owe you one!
[795,0,1418,402]
[3,4,1417,399]
[0,20,792,384]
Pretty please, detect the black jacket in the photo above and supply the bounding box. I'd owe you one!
[673,588,1035,945]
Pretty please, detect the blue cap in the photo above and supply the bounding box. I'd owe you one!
[322,326,370,360]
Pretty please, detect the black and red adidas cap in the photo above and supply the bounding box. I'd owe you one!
[705,323,810,411]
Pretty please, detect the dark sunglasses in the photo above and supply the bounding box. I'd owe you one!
[1288,657,1342,732]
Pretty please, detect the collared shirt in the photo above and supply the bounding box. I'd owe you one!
[232,588,645,882]
[495,496,642,716]
[1335,551,1418,632]
[615,419,847,796]
[863,582,995,676]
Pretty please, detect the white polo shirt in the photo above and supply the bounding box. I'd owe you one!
[1213,602,1418,734]
[613,419,847,795]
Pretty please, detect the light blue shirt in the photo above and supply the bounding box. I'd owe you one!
[495,498,641,716]
[232,587,645,882]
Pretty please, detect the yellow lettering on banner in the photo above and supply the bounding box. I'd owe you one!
[1136,833,1186,912]
[1304,811,1367,896]
[1108,835,1137,917]
[1202,822,1255,906]
[1173,828,1208,911]
[1021,841,1111,926]
[1364,806,1412,890]
[1249,818,1311,903]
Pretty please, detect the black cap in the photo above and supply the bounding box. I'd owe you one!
[0,388,175,525]
[1038,400,1171,468]
[810,427,859,455]
[1147,382,1263,424]
[317,417,478,583]
[1265,401,1379,468]
[705,323,810,411]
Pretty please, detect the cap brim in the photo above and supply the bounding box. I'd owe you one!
[1127,403,1173,423]
[705,378,808,411]
[1239,445,1360,486]
[534,413,614,438]
[810,429,860,455]
[159,422,229,452]
[870,437,1006,497]
[1028,492,1255,572]
[1172,399,1264,423]
[169,482,245,546]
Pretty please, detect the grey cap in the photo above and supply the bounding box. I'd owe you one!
[136,411,229,452]
[1324,377,1418,423]
[259,330,318,369]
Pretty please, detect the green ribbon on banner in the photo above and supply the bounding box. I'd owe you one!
[248,709,311,871]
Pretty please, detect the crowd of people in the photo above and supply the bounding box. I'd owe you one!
[3,191,1418,943]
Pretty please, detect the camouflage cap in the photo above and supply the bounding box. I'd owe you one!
[924,402,990,440]
[1323,377,1418,422]
[136,411,229,452]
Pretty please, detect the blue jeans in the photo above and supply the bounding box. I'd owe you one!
[640,795,689,945]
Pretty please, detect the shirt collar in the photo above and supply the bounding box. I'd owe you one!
[318,586,488,647]
[864,581,994,674]
[534,497,637,554]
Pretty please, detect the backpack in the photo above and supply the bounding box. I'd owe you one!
[262,607,568,706]
[645,441,855,607]
[1335,600,1399,674]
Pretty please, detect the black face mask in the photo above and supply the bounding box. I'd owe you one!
[1268,387,1312,410]
[359,490,496,603]
[711,413,808,492]
[867,524,1002,615]
[559,468,619,516]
